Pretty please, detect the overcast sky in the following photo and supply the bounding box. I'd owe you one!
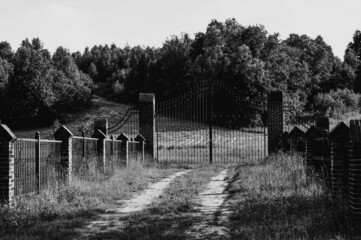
[1,0,360,59]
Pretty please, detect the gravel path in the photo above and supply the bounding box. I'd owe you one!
[77,170,190,239]
[187,168,232,240]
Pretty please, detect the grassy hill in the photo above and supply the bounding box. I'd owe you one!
[12,95,132,139]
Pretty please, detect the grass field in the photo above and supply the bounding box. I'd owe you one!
[12,95,135,138]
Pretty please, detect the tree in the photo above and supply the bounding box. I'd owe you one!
[0,41,13,60]
[9,39,56,125]
[348,30,361,59]
[6,39,93,126]
[346,30,361,92]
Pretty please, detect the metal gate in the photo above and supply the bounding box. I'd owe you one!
[108,104,139,137]
[156,80,267,164]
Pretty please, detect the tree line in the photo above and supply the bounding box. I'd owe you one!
[1,19,361,127]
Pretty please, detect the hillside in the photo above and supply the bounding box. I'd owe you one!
[12,95,132,139]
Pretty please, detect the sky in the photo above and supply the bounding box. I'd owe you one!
[0,0,360,59]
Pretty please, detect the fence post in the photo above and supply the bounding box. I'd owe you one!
[139,93,155,160]
[280,131,290,152]
[135,134,145,163]
[94,118,108,136]
[329,122,350,197]
[304,126,323,178]
[92,130,107,172]
[349,120,361,222]
[117,133,129,166]
[35,132,41,194]
[289,126,305,152]
[0,124,16,206]
[268,91,283,154]
[54,126,74,184]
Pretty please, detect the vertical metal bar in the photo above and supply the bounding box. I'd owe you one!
[35,132,40,194]
[156,103,159,163]
[209,82,213,164]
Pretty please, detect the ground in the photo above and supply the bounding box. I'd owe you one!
[2,153,358,240]
[3,96,360,239]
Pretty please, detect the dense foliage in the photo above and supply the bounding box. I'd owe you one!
[314,89,361,118]
[1,19,360,127]
[70,19,361,109]
[0,39,92,127]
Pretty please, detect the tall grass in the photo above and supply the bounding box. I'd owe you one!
[228,152,356,240]
[0,157,174,240]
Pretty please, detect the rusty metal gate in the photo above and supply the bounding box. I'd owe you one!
[156,80,267,164]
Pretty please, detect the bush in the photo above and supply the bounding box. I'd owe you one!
[313,88,361,118]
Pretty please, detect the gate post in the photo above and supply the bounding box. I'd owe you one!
[0,124,16,206]
[139,93,156,160]
[268,91,283,154]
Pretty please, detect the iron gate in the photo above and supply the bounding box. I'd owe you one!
[156,80,267,164]
[108,104,139,137]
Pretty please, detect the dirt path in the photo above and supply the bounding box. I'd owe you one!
[76,170,190,239]
[186,168,232,239]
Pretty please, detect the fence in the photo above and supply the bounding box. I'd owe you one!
[0,124,145,205]
[14,136,63,195]
[276,117,361,222]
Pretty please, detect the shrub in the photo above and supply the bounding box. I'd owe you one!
[313,88,361,118]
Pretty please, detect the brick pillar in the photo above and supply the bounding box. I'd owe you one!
[92,130,107,171]
[329,122,350,197]
[349,120,361,221]
[0,124,17,206]
[268,91,283,154]
[305,126,323,178]
[139,93,155,159]
[289,126,305,152]
[117,133,129,166]
[94,118,108,136]
[54,126,74,184]
[135,134,145,162]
